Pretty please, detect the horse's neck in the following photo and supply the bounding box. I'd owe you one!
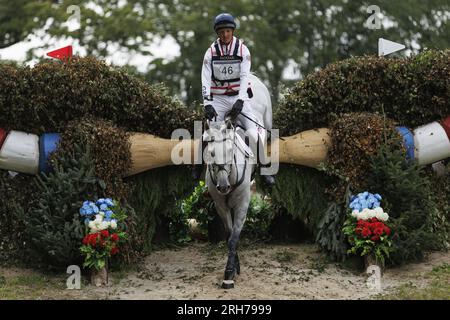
[230,142,253,185]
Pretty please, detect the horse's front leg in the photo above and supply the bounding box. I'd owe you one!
[222,195,250,289]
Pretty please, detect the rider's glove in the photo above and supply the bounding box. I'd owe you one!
[204,105,217,121]
[229,99,244,119]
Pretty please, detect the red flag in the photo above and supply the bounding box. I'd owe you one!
[46,45,73,61]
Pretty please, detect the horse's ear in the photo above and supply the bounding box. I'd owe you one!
[204,120,209,130]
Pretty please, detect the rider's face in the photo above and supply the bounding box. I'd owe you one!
[217,28,233,44]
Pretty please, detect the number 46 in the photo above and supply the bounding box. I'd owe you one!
[221,66,234,74]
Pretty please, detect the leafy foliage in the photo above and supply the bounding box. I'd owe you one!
[17,143,102,270]
[315,187,352,262]
[52,117,132,201]
[0,171,36,265]
[126,166,197,252]
[275,50,450,135]
[366,136,448,264]
[343,217,394,267]
[323,112,400,200]
[0,57,200,137]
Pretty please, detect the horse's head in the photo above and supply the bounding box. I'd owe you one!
[204,118,235,195]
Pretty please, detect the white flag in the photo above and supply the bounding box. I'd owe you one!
[378,38,405,56]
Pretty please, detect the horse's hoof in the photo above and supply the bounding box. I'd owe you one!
[221,280,234,289]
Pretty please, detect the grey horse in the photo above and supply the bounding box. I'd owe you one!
[204,74,272,289]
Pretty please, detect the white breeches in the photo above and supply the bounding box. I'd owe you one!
[211,94,261,150]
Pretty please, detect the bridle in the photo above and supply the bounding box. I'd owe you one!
[206,120,248,193]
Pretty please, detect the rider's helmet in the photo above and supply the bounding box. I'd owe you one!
[213,13,236,32]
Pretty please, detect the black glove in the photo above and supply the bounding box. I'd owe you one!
[204,105,217,121]
[229,99,244,119]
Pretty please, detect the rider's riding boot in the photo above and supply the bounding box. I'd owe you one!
[260,169,276,186]
[257,136,276,187]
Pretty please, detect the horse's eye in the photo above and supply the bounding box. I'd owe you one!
[211,151,215,157]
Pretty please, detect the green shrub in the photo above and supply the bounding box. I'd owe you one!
[367,137,448,264]
[241,193,274,240]
[17,143,102,270]
[177,180,215,242]
[271,50,449,263]
[0,56,201,266]
[275,50,450,136]
[52,117,132,201]
[126,166,197,253]
[0,172,36,265]
[0,57,200,136]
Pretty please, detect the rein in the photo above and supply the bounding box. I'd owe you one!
[207,123,248,192]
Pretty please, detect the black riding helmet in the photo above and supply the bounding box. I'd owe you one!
[213,13,236,32]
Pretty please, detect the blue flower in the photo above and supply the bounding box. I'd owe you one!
[104,210,113,221]
[96,198,106,205]
[100,204,108,211]
[105,198,114,207]
[84,218,91,225]
[80,201,97,216]
[348,191,383,211]
[91,204,99,214]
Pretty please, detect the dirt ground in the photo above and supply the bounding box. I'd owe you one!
[1,242,449,300]
[92,242,450,300]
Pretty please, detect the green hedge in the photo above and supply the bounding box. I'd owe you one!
[272,50,450,264]
[0,57,200,268]
[275,50,450,135]
[0,57,200,137]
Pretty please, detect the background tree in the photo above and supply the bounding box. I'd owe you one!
[0,0,449,106]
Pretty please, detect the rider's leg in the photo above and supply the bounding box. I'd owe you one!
[237,102,276,186]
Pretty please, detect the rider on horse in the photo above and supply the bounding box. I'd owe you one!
[193,13,276,186]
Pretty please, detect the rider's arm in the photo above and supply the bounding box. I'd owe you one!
[238,43,251,101]
[201,48,213,106]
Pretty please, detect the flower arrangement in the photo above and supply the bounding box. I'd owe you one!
[343,192,394,267]
[79,198,127,271]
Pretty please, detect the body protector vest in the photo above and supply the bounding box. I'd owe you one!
[211,38,242,85]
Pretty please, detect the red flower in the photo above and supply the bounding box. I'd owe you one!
[84,233,101,247]
[384,226,391,235]
[373,227,384,236]
[111,233,119,242]
[100,230,109,238]
[361,227,371,238]
[371,235,380,242]
[110,247,119,255]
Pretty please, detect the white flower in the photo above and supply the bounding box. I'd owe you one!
[351,210,359,218]
[110,220,117,229]
[99,211,105,217]
[94,214,103,222]
[88,221,97,232]
[374,207,384,215]
[367,209,377,219]
[358,211,368,220]
[379,212,389,221]
[100,221,110,230]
